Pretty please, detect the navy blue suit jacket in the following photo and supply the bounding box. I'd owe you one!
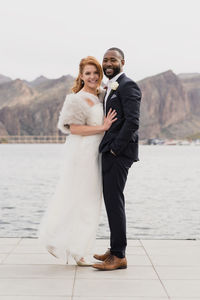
[99,73,142,161]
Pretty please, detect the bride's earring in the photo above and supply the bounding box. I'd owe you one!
[81,80,84,85]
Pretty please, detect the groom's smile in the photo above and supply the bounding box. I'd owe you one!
[102,49,125,79]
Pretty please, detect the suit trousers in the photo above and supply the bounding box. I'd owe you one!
[102,152,134,258]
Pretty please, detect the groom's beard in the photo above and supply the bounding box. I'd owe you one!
[103,65,121,79]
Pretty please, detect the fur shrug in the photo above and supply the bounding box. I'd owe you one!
[57,93,89,134]
[57,89,105,134]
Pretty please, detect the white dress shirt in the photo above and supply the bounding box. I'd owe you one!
[104,72,124,112]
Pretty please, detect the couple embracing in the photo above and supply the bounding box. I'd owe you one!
[39,47,142,271]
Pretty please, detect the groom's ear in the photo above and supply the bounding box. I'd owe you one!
[121,59,125,66]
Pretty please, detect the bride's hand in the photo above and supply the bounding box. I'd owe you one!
[103,108,117,131]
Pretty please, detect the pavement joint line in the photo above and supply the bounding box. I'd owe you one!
[140,240,171,299]
[0,276,75,279]
[17,237,23,244]
[1,245,19,264]
[0,296,166,299]
[8,238,23,255]
[68,278,166,280]
[0,294,70,297]
[71,264,78,299]
[138,239,143,247]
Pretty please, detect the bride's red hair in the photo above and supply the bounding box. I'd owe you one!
[72,56,103,94]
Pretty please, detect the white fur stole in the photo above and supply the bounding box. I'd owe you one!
[57,93,89,134]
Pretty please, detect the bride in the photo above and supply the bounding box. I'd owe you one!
[38,56,117,266]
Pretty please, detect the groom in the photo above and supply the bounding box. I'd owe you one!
[92,48,142,270]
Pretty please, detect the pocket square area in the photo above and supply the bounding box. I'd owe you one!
[110,95,117,100]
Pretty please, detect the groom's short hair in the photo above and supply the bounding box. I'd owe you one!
[107,47,124,59]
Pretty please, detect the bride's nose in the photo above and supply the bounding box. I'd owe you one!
[90,73,96,79]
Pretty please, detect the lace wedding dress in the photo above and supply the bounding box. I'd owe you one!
[38,90,104,261]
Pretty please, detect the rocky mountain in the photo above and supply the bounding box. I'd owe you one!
[178,73,200,117]
[178,73,200,79]
[0,74,74,136]
[25,75,49,87]
[0,71,199,139]
[138,70,200,139]
[0,74,12,85]
[0,79,38,109]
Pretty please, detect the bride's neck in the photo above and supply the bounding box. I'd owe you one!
[82,87,97,96]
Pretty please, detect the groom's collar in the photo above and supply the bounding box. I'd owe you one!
[116,72,125,83]
[107,72,124,86]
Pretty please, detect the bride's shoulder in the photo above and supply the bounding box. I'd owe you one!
[62,92,89,114]
[63,92,86,107]
[64,92,81,102]
[58,93,88,134]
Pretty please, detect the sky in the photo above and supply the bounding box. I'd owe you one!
[0,0,199,82]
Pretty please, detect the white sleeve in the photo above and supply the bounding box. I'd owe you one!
[57,93,89,134]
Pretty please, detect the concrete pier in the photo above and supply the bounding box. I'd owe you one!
[1,238,200,299]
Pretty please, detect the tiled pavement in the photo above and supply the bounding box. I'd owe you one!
[1,238,200,299]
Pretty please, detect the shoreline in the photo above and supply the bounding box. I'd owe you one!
[0,136,200,145]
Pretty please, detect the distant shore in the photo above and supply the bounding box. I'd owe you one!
[0,135,66,144]
[0,135,200,145]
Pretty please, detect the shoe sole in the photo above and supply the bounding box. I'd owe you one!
[92,265,127,271]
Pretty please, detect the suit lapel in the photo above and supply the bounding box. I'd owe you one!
[104,89,114,115]
[106,89,115,104]
[105,73,125,115]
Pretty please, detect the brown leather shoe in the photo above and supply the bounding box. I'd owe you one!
[93,249,111,261]
[92,254,127,271]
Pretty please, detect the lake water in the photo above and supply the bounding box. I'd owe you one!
[0,144,200,239]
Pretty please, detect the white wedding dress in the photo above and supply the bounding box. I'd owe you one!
[38,90,104,261]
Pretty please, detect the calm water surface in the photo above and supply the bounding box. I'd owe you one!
[0,144,200,239]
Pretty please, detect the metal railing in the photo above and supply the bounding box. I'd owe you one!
[0,136,66,144]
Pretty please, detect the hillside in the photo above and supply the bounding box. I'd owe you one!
[0,71,200,139]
